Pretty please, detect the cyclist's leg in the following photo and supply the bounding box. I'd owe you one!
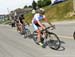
[22,24,25,31]
[18,23,23,33]
[39,24,46,38]
[21,22,26,32]
[32,23,41,42]
[32,23,43,46]
[16,23,21,32]
[16,24,19,31]
[36,29,41,42]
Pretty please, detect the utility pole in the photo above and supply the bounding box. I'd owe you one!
[7,8,10,14]
[7,8,11,20]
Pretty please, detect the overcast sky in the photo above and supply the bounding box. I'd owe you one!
[0,0,38,14]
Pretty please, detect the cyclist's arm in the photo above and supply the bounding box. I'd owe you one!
[43,17,53,26]
[37,20,45,29]
[35,15,45,29]
[44,17,55,29]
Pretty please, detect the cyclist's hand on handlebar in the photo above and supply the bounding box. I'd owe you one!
[41,24,46,29]
[48,23,55,29]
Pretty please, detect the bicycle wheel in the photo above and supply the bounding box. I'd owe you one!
[33,31,38,43]
[24,29,31,38]
[73,31,75,40]
[47,32,61,50]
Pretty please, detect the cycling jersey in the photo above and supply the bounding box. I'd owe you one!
[32,13,46,30]
[32,13,45,24]
[19,15,24,24]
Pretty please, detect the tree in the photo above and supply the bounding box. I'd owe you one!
[37,0,51,8]
[24,5,28,8]
[28,5,32,8]
[37,0,43,8]
[32,0,37,10]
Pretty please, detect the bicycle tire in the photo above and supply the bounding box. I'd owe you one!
[73,31,75,40]
[24,29,31,38]
[47,32,61,50]
[33,31,37,43]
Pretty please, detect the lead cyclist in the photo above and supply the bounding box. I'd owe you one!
[32,8,55,46]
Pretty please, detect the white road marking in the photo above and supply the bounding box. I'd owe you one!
[59,35,74,40]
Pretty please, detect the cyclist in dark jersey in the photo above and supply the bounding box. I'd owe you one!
[18,14,25,34]
[19,14,24,24]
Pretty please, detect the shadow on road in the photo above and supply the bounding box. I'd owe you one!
[24,34,33,39]
[58,40,65,51]
[23,34,66,51]
[58,46,65,51]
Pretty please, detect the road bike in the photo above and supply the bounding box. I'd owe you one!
[22,24,31,38]
[33,25,61,50]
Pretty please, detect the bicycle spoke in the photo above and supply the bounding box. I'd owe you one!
[47,32,61,50]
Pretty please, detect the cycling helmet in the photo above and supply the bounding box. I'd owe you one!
[39,8,45,14]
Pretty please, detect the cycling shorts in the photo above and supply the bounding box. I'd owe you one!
[32,22,40,31]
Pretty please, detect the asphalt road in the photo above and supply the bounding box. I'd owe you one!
[0,22,75,57]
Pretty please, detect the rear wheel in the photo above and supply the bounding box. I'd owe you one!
[47,32,61,50]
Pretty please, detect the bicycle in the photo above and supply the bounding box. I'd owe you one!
[22,24,31,38]
[33,25,61,50]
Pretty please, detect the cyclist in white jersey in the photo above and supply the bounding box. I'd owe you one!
[32,8,54,46]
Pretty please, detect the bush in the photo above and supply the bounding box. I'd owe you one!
[37,0,51,8]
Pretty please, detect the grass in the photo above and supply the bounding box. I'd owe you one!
[2,0,74,24]
[24,0,74,23]
[0,19,11,24]
[24,13,33,23]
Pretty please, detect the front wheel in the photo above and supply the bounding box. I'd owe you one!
[47,32,61,50]
[24,29,31,38]
[73,31,75,40]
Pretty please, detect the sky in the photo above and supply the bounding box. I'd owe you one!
[0,0,38,15]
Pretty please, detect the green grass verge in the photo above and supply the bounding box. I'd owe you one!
[24,0,74,23]
[0,20,11,24]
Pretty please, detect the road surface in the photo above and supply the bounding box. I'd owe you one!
[0,22,75,57]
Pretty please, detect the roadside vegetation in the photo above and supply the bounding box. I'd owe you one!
[24,0,74,23]
[1,0,74,24]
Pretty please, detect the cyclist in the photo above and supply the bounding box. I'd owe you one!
[15,18,22,32]
[32,8,54,46]
[18,14,25,34]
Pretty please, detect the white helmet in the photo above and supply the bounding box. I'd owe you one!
[39,8,45,12]
[39,8,45,14]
